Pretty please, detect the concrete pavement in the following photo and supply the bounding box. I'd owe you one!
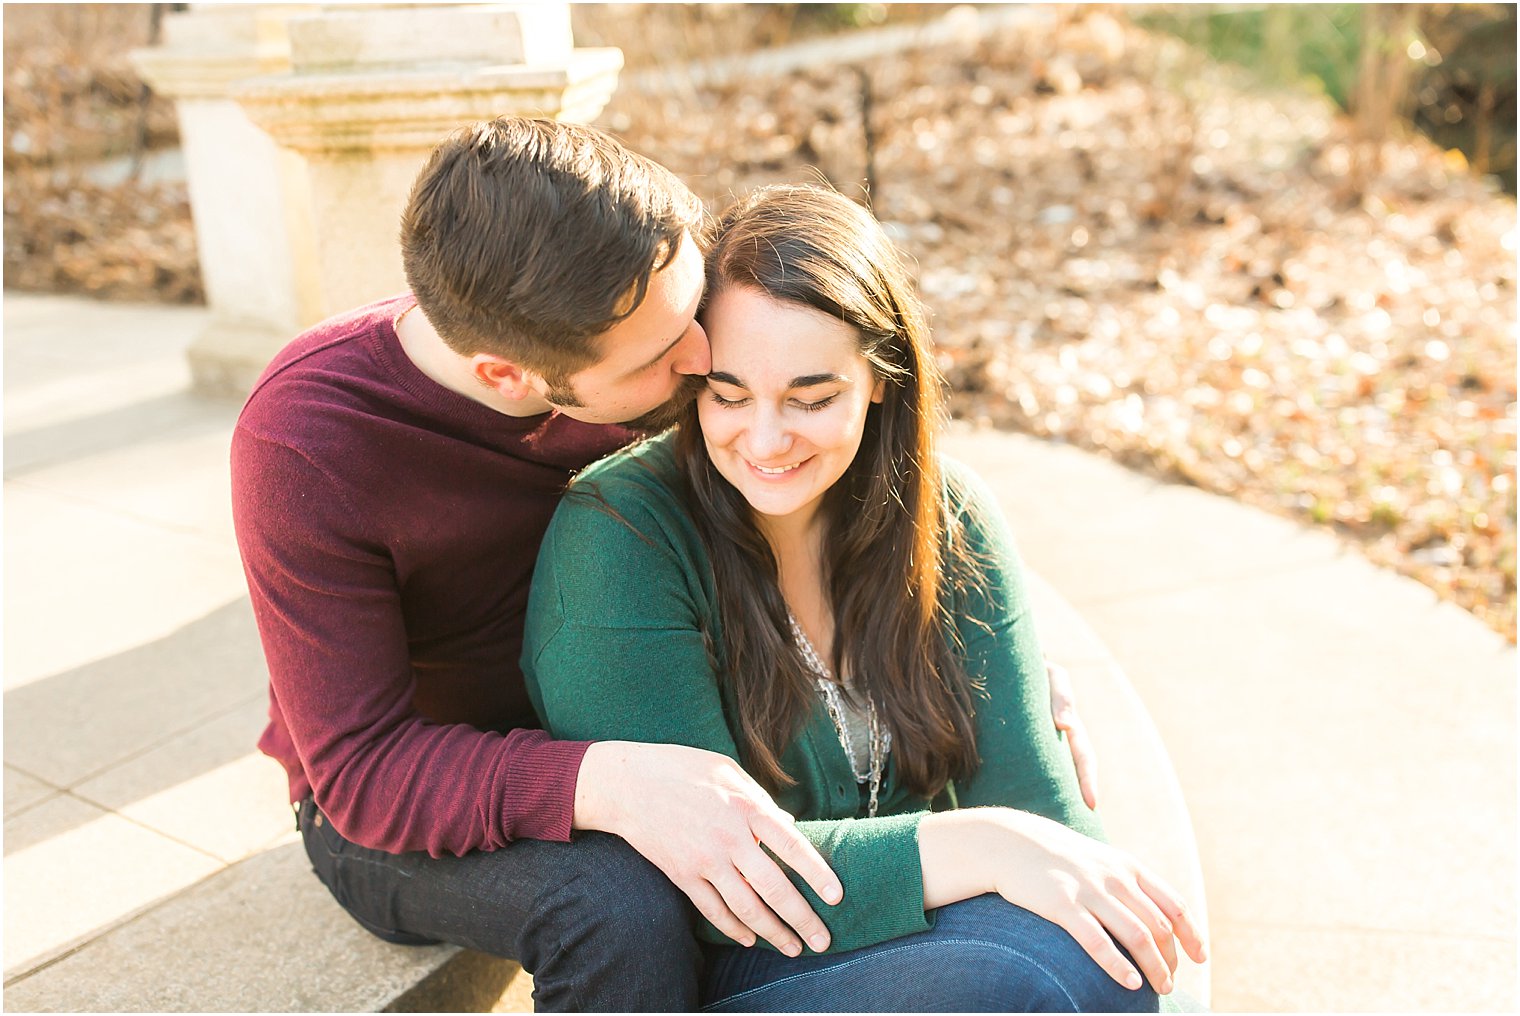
[946,427,1517,1011]
[3,292,1514,1011]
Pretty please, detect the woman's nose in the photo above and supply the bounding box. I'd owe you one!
[744,406,793,461]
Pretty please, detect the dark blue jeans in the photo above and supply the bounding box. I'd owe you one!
[701,893,1163,1012]
[297,799,701,1012]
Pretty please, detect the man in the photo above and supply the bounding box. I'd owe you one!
[232,117,1096,1011]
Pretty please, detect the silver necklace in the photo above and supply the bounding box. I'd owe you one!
[787,613,891,817]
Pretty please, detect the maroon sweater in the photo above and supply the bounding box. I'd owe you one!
[232,295,632,857]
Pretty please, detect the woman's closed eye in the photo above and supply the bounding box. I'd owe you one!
[706,390,839,412]
[706,390,750,409]
[794,394,839,413]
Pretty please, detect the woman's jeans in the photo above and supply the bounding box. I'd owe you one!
[297,798,702,1012]
[702,894,1162,1013]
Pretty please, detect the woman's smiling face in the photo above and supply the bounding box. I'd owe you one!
[697,285,883,532]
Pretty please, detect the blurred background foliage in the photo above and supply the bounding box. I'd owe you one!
[3,3,195,300]
[1134,3,1517,191]
[4,3,1514,285]
[578,3,1518,192]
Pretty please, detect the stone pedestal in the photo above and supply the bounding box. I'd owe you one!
[134,3,622,397]
[131,4,317,396]
[235,3,622,331]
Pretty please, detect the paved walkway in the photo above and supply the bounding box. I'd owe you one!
[4,293,1514,1011]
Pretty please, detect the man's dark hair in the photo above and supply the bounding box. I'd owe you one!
[400,117,705,384]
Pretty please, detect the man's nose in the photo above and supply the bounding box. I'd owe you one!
[672,320,711,376]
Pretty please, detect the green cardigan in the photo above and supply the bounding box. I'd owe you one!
[521,431,1103,955]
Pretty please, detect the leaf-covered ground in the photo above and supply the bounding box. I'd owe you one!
[3,5,201,301]
[598,10,1517,641]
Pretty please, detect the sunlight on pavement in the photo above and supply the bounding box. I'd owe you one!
[4,797,222,977]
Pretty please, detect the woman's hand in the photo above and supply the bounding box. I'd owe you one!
[919,808,1207,995]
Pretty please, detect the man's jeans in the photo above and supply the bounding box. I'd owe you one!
[297,799,701,1012]
[701,893,1164,1013]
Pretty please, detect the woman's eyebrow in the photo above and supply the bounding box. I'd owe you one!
[706,371,849,390]
[790,372,848,389]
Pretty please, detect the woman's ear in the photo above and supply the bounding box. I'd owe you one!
[871,376,887,404]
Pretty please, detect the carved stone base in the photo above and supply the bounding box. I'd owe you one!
[186,316,294,398]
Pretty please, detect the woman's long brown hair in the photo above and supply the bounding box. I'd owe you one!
[676,185,982,799]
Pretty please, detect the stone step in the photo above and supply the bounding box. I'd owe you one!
[2,837,530,1012]
[1023,571,1212,1006]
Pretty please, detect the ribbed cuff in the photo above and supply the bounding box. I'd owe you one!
[814,810,934,951]
[699,811,935,954]
[498,729,594,843]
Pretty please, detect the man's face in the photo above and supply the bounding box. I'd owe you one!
[539,232,711,430]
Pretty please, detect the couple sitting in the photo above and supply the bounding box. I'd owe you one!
[233,117,1205,1012]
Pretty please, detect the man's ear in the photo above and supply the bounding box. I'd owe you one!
[472,355,545,401]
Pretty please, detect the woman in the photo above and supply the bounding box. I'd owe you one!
[522,185,1206,1011]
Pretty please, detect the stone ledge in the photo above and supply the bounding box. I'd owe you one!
[1024,570,1213,1008]
[2,840,523,1013]
[233,48,624,152]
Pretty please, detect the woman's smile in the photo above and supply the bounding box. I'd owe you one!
[748,457,811,477]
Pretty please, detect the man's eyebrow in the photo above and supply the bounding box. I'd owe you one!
[706,371,850,390]
[633,333,685,374]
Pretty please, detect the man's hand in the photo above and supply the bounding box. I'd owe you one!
[1047,659,1098,810]
[575,741,842,956]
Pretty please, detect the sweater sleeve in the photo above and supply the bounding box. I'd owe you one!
[522,475,933,954]
[941,461,1105,842]
[232,426,589,857]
